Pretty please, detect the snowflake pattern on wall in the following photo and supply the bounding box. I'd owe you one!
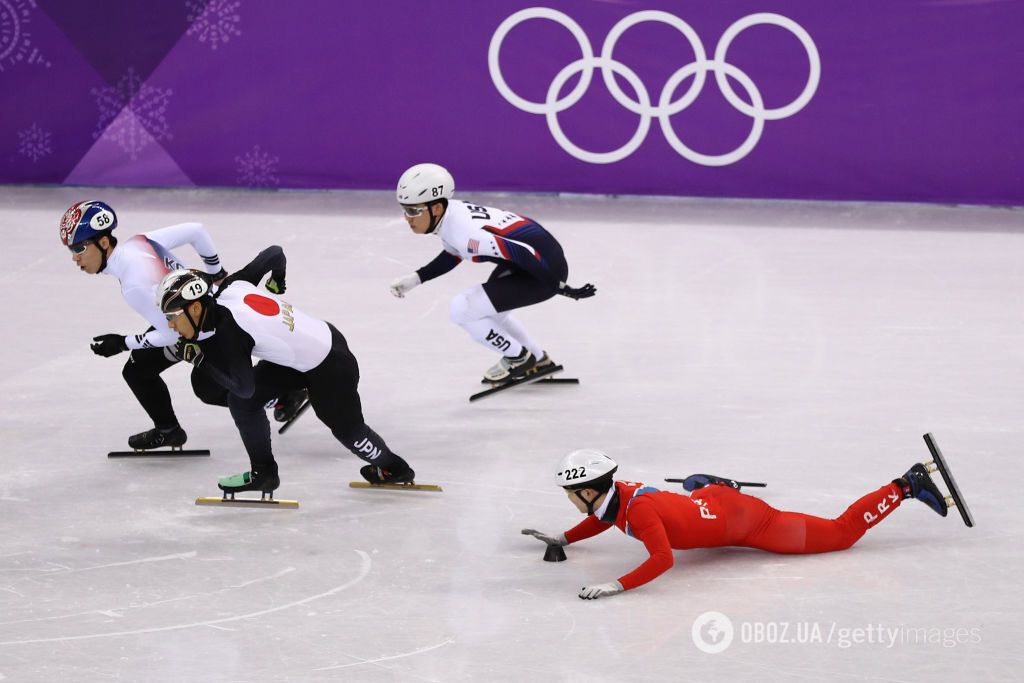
[236,145,280,188]
[0,0,51,72]
[17,122,51,161]
[186,0,241,50]
[91,68,174,160]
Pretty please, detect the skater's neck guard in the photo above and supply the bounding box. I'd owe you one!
[597,486,619,523]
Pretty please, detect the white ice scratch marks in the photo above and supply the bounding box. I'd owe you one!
[53,551,198,576]
[556,602,577,640]
[0,568,293,627]
[0,550,371,645]
[313,637,455,671]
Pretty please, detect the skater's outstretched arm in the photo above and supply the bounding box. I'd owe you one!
[415,251,461,283]
[390,251,461,298]
[615,501,675,591]
[218,246,286,293]
[563,515,615,543]
[122,284,182,350]
[145,223,225,276]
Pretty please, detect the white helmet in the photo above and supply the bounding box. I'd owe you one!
[555,449,618,490]
[396,163,455,205]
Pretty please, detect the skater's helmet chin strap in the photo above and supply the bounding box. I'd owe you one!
[575,488,602,515]
[182,300,208,341]
[424,199,446,234]
[565,483,611,516]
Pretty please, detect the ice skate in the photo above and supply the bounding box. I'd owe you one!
[110,424,207,457]
[351,464,442,492]
[273,389,308,423]
[218,469,281,495]
[482,349,538,383]
[127,426,188,451]
[894,463,947,517]
[482,351,554,384]
[359,464,416,485]
[470,356,578,402]
[921,433,974,527]
[666,474,767,491]
[196,469,295,508]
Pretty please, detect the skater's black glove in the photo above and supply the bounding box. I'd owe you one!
[266,272,286,295]
[91,334,127,357]
[174,339,204,366]
[557,282,596,300]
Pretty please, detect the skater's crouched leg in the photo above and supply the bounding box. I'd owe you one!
[449,287,497,327]
[122,347,178,428]
[191,367,228,407]
[227,391,278,475]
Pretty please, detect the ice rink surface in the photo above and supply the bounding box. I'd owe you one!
[0,186,1021,681]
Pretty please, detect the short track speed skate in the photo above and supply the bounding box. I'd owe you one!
[108,426,210,458]
[196,470,298,508]
[349,464,442,492]
[275,390,311,435]
[921,432,974,527]
[470,363,579,402]
[277,400,311,434]
[665,474,767,491]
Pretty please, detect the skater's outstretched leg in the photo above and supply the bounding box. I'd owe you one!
[306,351,415,484]
[705,482,904,554]
[332,422,414,484]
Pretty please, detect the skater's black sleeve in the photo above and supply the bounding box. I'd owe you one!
[416,250,461,283]
[218,245,286,290]
[195,307,258,399]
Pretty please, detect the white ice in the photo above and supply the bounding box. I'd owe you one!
[0,186,1021,681]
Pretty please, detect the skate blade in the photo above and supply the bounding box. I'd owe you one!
[109,449,210,457]
[348,482,443,492]
[471,365,577,401]
[195,496,299,508]
[277,400,312,435]
[923,433,974,528]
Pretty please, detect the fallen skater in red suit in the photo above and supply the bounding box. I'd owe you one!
[523,448,968,600]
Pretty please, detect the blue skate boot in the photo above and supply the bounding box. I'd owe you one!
[680,474,741,491]
[894,463,947,517]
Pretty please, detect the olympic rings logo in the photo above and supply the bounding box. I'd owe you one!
[488,8,821,166]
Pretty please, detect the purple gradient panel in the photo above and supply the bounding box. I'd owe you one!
[1,0,1021,204]
[0,6,105,183]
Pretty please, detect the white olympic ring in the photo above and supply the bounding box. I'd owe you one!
[488,8,821,166]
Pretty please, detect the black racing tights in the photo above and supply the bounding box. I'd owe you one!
[208,325,408,476]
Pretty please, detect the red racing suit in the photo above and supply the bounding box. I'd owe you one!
[563,480,903,591]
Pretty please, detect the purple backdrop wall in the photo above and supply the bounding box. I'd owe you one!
[3,0,1022,204]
